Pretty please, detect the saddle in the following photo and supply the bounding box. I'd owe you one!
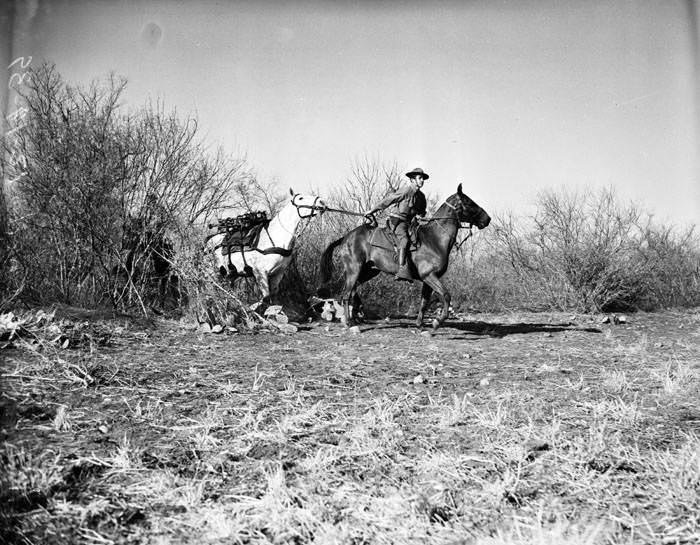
[215,211,270,255]
[369,220,420,258]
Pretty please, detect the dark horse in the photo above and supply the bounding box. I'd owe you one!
[319,184,490,330]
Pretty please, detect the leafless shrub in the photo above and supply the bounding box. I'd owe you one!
[490,188,700,312]
[169,227,254,327]
[635,219,700,309]
[2,64,255,318]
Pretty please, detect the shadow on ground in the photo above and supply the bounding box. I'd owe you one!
[361,317,602,338]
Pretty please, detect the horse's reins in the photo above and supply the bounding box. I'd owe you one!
[426,199,474,250]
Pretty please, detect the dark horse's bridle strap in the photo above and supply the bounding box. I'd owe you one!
[422,199,473,246]
[423,198,462,224]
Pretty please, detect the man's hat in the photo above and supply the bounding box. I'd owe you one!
[406,167,429,180]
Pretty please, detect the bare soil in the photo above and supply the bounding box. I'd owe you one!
[1,309,699,544]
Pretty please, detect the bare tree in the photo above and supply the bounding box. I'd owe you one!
[2,64,255,313]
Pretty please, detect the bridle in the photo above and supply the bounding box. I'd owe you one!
[291,193,325,218]
[283,193,325,242]
[427,197,474,248]
[429,197,472,228]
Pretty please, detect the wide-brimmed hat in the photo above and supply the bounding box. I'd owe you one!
[406,167,429,180]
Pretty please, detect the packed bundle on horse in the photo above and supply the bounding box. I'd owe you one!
[211,211,270,255]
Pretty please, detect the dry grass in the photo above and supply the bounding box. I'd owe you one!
[1,309,699,544]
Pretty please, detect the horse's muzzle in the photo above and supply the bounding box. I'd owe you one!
[477,214,491,230]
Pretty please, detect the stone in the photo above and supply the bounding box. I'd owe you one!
[199,322,212,333]
[348,326,361,335]
[276,323,298,334]
[264,305,284,317]
[413,374,425,384]
[211,324,224,334]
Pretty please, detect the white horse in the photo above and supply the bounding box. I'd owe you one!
[209,189,325,302]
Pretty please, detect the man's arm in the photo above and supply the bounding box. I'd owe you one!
[367,187,411,215]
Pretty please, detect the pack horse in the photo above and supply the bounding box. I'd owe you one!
[209,189,325,302]
[320,184,490,330]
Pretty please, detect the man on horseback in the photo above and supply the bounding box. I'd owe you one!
[365,167,429,281]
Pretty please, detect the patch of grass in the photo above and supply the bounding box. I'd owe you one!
[656,360,698,398]
[600,369,630,395]
[2,309,699,544]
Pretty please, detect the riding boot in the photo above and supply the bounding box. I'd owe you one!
[395,248,413,282]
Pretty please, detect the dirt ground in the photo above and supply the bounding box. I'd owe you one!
[1,308,699,544]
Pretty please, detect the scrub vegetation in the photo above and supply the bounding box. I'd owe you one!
[2,66,699,545]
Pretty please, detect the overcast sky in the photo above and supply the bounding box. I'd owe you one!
[3,0,699,225]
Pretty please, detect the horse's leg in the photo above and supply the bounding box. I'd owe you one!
[340,264,362,327]
[416,282,434,328]
[269,270,285,302]
[351,292,364,322]
[422,273,451,330]
[225,253,242,287]
[253,268,271,303]
[350,265,378,323]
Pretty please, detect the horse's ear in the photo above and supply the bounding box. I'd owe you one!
[457,183,463,195]
[289,187,294,197]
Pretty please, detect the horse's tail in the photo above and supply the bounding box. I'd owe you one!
[319,235,345,288]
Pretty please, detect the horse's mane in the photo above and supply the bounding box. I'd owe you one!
[416,195,458,236]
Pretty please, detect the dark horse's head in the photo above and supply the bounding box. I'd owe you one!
[447,183,491,229]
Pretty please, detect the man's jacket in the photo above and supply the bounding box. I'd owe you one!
[374,186,427,221]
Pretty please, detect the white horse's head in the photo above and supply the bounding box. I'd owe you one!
[289,188,326,218]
